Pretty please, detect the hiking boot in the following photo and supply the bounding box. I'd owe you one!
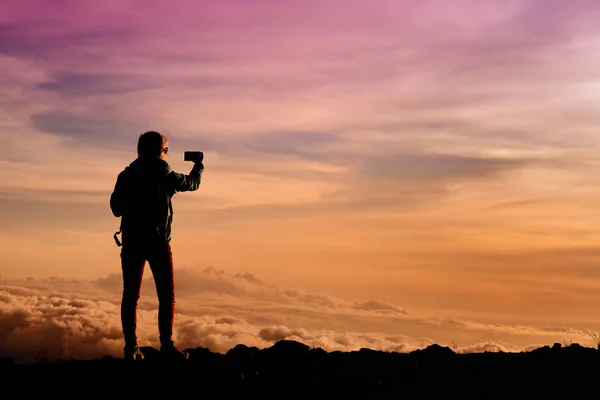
[160,341,188,361]
[124,345,144,361]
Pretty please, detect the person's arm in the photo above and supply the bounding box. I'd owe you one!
[166,162,203,194]
[110,169,128,217]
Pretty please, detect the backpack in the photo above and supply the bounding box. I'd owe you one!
[113,166,172,247]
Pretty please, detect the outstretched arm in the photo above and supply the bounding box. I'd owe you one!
[166,162,203,194]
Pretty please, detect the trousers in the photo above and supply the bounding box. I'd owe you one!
[120,242,175,347]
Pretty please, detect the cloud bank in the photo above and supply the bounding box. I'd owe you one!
[1,269,594,363]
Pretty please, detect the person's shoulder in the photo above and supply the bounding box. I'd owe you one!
[117,165,131,177]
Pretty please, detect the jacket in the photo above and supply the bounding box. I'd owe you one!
[110,156,203,246]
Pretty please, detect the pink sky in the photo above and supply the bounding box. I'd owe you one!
[2,0,600,361]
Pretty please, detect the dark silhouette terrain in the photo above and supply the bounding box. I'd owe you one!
[2,340,598,397]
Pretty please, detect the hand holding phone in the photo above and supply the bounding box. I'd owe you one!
[184,151,203,163]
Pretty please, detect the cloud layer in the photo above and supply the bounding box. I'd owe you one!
[1,269,595,363]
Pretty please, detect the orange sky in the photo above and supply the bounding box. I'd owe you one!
[2,0,600,362]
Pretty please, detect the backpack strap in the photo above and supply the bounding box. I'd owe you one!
[167,195,173,233]
[112,166,128,247]
[160,184,173,240]
[113,221,122,247]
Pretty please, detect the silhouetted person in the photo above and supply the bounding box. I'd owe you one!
[110,131,204,361]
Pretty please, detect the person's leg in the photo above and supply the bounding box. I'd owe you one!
[121,246,146,350]
[148,243,175,346]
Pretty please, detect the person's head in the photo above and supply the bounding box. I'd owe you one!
[137,131,169,160]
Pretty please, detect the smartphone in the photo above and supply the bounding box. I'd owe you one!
[184,151,203,162]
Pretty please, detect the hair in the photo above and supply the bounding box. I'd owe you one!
[137,131,167,157]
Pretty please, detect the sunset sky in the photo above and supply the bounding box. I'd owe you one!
[3,0,600,362]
